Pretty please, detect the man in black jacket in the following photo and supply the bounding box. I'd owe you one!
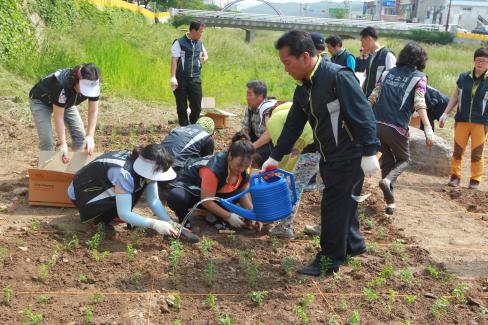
[262,30,380,276]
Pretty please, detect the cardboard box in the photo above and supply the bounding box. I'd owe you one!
[206,109,237,129]
[28,151,100,207]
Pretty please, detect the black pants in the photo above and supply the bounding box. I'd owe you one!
[174,77,202,126]
[249,132,273,168]
[166,187,200,222]
[319,157,365,268]
[377,123,410,185]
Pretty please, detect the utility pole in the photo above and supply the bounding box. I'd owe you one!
[445,0,452,31]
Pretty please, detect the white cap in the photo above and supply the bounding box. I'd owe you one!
[133,156,176,181]
[79,79,100,97]
[258,99,277,126]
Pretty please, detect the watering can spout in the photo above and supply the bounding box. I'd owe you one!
[219,169,297,223]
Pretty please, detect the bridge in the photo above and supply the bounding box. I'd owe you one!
[170,8,444,42]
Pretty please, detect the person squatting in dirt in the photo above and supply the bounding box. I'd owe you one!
[166,131,262,232]
[368,42,435,215]
[29,63,101,164]
[67,143,199,243]
[257,100,320,239]
[261,30,381,276]
[438,47,488,190]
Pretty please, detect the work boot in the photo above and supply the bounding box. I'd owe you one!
[297,252,339,277]
[469,179,480,190]
[269,223,294,239]
[379,178,395,204]
[385,203,396,215]
[448,175,460,187]
[304,224,321,236]
[347,246,367,257]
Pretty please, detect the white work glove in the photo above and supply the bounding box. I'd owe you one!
[227,213,245,228]
[83,136,95,155]
[260,157,279,173]
[151,219,177,236]
[424,125,434,147]
[170,76,178,91]
[438,113,448,128]
[59,143,70,164]
[360,155,380,177]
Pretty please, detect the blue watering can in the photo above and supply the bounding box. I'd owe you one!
[219,169,298,222]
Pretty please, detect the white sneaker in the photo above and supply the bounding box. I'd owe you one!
[270,224,294,239]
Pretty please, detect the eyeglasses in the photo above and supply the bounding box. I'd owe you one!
[475,58,488,64]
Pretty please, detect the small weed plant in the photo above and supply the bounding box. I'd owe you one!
[431,296,450,319]
[311,235,320,246]
[345,255,361,270]
[126,243,135,262]
[79,273,88,283]
[385,289,397,316]
[281,257,295,278]
[129,272,141,287]
[399,267,414,286]
[319,255,332,276]
[363,287,380,302]
[92,250,109,262]
[379,264,395,279]
[63,233,80,251]
[204,293,218,312]
[199,237,217,256]
[20,308,43,325]
[404,294,416,305]
[28,219,41,234]
[248,290,268,306]
[218,314,234,325]
[452,283,469,304]
[349,309,361,325]
[169,240,183,284]
[203,259,218,287]
[376,226,386,239]
[37,263,49,282]
[247,263,258,289]
[85,306,94,324]
[338,296,348,312]
[36,294,50,303]
[270,236,280,251]
[86,225,104,250]
[3,286,13,305]
[367,276,386,288]
[92,291,103,303]
[130,227,146,245]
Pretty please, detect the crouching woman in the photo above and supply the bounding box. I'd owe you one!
[166,132,255,230]
[68,144,181,238]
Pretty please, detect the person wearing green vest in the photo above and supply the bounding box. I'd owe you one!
[259,101,320,238]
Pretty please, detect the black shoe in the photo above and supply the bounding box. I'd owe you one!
[385,206,395,215]
[347,246,367,257]
[297,252,339,277]
[379,179,395,204]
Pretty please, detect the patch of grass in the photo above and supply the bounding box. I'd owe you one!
[3,286,13,305]
[203,259,218,287]
[36,294,50,303]
[248,290,268,306]
[364,217,375,230]
[431,296,450,319]
[325,272,342,292]
[199,237,217,256]
[391,239,406,255]
[20,308,43,325]
[367,243,380,255]
[427,264,452,282]
[293,294,314,325]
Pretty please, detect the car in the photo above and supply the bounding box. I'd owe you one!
[471,26,488,35]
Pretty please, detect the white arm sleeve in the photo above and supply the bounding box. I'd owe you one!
[385,52,397,71]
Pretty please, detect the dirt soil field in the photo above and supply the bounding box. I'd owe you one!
[0,96,487,324]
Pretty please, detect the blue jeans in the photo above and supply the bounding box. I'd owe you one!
[30,99,86,151]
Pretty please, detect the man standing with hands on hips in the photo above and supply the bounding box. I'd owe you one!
[262,30,380,276]
[170,20,208,126]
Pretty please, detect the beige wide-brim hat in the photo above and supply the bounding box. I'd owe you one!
[133,156,176,181]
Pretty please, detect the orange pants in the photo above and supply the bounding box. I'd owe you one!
[451,121,488,182]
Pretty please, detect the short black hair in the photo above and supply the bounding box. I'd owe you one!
[246,80,267,98]
[397,42,428,71]
[189,20,205,31]
[360,27,378,40]
[275,30,316,59]
[474,47,488,60]
[325,35,342,47]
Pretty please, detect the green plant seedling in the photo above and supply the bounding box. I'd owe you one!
[281,257,295,278]
[480,306,488,319]
[85,306,94,324]
[129,272,141,287]
[238,249,254,268]
[367,276,386,288]
[345,255,361,270]
[247,264,258,289]
[3,286,13,305]
[86,231,103,251]
[319,255,332,276]
[79,273,88,283]
[63,233,80,251]
[29,219,41,234]
[248,290,268,306]
[92,250,109,262]
[364,217,375,230]
[367,243,380,255]
[328,314,337,324]
[218,314,234,325]
[325,272,342,292]
[376,226,385,239]
[404,294,416,305]
[204,293,218,312]
[349,309,361,325]
[203,260,218,287]
[452,283,469,304]
[92,291,103,303]
[227,233,237,242]
[391,239,406,255]
[130,227,146,245]
[0,246,9,263]
[399,267,414,286]
[311,235,320,247]
[126,243,135,262]
[302,293,315,307]
[270,236,280,251]
[169,240,184,284]
[20,308,43,325]
[199,237,217,256]
[37,263,49,282]
[293,305,309,325]
[172,320,182,325]
[395,321,412,325]
[36,294,50,303]
[431,296,450,319]
[363,287,380,302]
[172,294,182,311]
[379,264,394,279]
[385,289,397,316]
[338,296,348,312]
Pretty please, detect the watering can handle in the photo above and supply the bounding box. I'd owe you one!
[253,168,298,206]
[218,187,255,220]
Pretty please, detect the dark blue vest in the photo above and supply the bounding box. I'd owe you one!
[363,47,393,97]
[72,151,146,222]
[455,71,488,124]
[373,66,425,130]
[331,49,354,68]
[175,35,203,78]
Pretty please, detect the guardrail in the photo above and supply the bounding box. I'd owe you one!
[86,0,170,20]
